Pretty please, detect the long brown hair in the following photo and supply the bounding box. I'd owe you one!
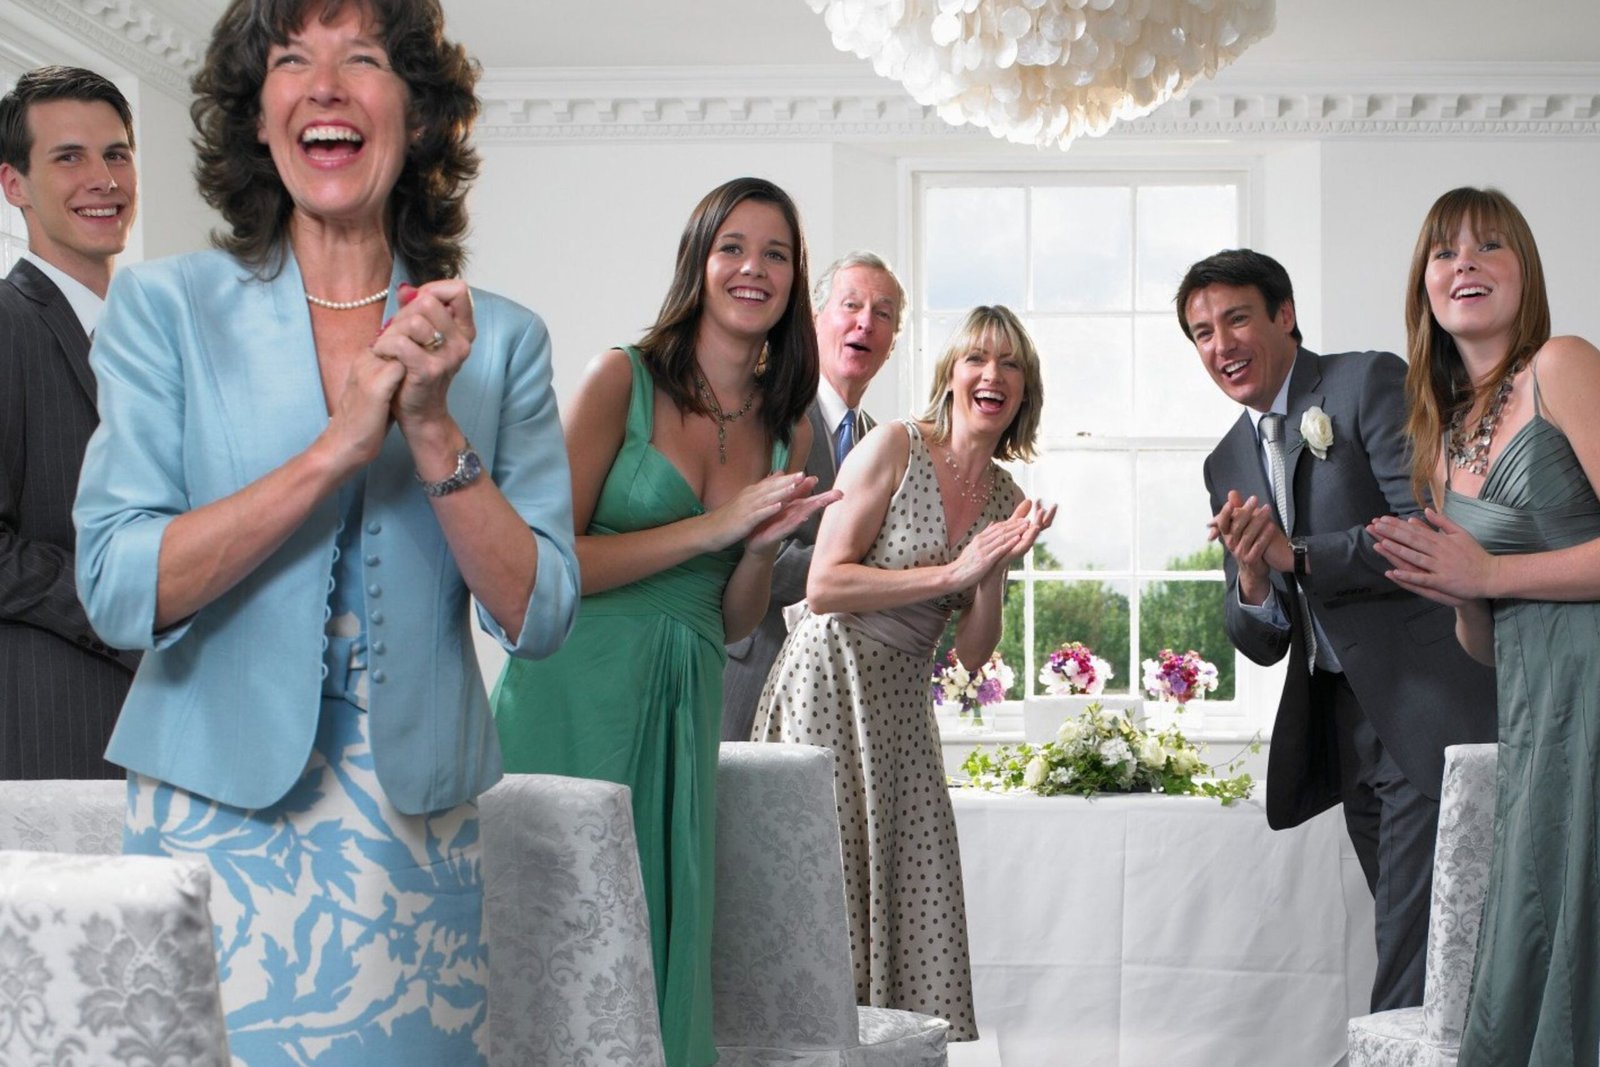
[917,305,1043,462]
[635,177,817,447]
[1403,187,1550,505]
[192,0,480,282]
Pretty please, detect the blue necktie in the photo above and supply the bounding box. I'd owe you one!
[834,410,857,470]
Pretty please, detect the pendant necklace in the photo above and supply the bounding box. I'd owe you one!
[1446,358,1525,475]
[694,371,757,464]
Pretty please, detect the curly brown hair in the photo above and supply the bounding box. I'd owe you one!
[634,177,818,447]
[191,0,479,281]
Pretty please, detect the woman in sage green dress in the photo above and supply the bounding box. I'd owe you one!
[492,177,836,1067]
[1372,186,1600,1065]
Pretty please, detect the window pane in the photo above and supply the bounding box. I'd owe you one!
[1138,579,1235,700]
[1137,451,1221,572]
[1027,579,1133,696]
[924,187,1026,310]
[1135,184,1240,311]
[1025,315,1132,440]
[1031,186,1131,312]
[1132,314,1242,439]
[1031,451,1132,571]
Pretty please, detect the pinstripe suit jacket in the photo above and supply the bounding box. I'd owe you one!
[0,259,136,779]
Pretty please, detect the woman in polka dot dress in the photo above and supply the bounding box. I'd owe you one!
[752,305,1055,1038]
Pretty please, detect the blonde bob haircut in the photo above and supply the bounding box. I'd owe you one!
[917,305,1042,462]
[1403,187,1550,506]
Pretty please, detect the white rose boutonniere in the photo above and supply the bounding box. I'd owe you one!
[1300,406,1333,460]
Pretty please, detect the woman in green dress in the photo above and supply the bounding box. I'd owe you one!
[492,176,837,1066]
[1370,186,1600,1065]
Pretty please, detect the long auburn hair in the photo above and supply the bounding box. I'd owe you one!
[1403,187,1550,506]
[192,0,480,281]
[635,177,817,447]
[916,305,1043,462]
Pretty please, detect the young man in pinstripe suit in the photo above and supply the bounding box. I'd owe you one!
[0,65,139,777]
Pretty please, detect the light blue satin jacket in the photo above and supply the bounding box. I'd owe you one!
[74,249,580,815]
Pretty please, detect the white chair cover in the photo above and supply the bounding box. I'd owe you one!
[1348,742,1498,1066]
[0,778,125,854]
[480,772,666,1067]
[0,849,231,1065]
[713,742,949,1066]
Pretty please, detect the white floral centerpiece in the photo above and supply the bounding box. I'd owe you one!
[931,650,1013,730]
[959,701,1256,806]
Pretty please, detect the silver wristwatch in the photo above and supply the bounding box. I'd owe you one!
[417,440,483,497]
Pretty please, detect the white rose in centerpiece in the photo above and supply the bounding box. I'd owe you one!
[1169,747,1205,776]
[1056,720,1082,748]
[1023,754,1049,789]
[1300,406,1333,460]
[1137,735,1165,767]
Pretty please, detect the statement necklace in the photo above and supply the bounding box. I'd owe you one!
[694,371,757,465]
[305,286,390,311]
[1446,358,1525,475]
[942,445,994,505]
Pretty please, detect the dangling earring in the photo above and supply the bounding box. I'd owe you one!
[754,342,770,378]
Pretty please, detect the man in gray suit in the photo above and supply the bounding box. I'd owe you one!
[721,251,904,741]
[0,66,140,778]
[1178,249,1495,1012]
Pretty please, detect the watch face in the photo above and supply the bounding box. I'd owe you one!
[462,449,483,480]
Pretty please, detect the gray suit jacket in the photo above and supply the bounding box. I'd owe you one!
[1203,348,1495,828]
[0,260,136,779]
[721,402,872,740]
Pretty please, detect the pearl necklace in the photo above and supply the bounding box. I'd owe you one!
[1446,358,1525,475]
[941,445,994,505]
[305,286,390,311]
[694,371,757,465]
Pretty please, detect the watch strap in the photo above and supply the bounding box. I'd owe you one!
[417,440,483,497]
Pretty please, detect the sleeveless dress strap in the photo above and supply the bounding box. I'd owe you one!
[620,345,653,436]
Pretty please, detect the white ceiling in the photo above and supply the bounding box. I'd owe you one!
[148,1,1600,71]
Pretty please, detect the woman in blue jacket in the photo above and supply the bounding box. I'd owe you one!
[72,1,579,1062]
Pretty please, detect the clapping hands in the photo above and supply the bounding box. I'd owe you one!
[707,471,843,555]
[1369,508,1498,607]
[949,498,1057,587]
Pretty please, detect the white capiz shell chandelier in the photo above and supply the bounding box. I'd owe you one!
[807,0,1277,149]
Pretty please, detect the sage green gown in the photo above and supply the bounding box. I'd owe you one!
[1446,373,1600,1066]
[493,346,786,1067]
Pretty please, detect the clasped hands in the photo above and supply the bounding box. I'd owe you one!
[947,498,1058,587]
[1206,489,1290,605]
[1368,508,1497,607]
[330,279,475,470]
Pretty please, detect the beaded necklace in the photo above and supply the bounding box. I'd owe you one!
[941,444,994,505]
[305,286,390,311]
[694,371,757,465]
[1446,358,1525,475]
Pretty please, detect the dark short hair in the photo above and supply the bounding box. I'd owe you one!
[635,177,819,448]
[0,65,135,174]
[192,0,480,281]
[1174,248,1302,343]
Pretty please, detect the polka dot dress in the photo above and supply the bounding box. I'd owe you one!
[751,420,1020,1042]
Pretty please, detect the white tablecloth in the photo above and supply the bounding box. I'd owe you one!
[950,789,1376,1066]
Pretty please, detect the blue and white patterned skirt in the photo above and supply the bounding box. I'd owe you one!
[124,698,487,1066]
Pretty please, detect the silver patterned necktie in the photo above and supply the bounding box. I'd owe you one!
[1259,413,1317,670]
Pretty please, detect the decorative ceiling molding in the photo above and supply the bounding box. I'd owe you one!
[6,0,205,98]
[477,62,1600,145]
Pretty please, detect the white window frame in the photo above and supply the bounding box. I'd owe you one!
[899,156,1283,737]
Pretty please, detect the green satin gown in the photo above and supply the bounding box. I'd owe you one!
[1446,374,1600,1066]
[493,346,786,1067]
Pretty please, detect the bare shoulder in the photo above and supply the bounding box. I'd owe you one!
[1534,335,1600,382]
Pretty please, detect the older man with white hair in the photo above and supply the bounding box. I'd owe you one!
[721,250,904,741]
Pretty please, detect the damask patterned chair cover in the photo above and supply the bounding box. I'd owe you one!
[479,772,666,1067]
[0,850,231,1065]
[713,743,950,1066]
[1347,743,1498,1067]
[0,778,125,855]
